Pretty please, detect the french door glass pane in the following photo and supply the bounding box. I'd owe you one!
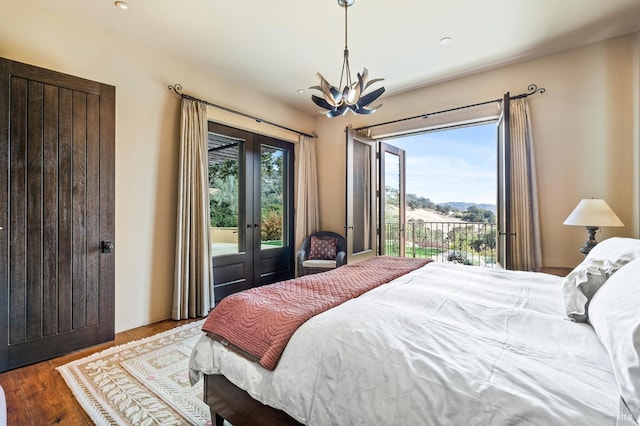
[261,145,287,250]
[353,140,372,254]
[384,151,401,255]
[208,132,245,256]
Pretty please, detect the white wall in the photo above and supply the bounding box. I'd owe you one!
[314,32,640,269]
[0,0,315,332]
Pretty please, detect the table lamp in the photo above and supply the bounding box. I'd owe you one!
[563,199,624,255]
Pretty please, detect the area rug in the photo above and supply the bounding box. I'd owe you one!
[57,320,211,425]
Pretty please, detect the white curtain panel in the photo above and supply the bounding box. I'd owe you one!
[509,97,542,271]
[172,99,214,319]
[294,135,320,253]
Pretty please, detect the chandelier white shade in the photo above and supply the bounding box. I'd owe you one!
[310,0,385,118]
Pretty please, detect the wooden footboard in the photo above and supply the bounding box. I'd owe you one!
[204,374,302,426]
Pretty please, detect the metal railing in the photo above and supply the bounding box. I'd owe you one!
[384,221,497,268]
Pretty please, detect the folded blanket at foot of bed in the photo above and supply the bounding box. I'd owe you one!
[202,256,432,370]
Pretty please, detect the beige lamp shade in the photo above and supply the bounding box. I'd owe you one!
[563,199,624,227]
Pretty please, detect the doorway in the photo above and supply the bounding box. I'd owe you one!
[379,123,498,267]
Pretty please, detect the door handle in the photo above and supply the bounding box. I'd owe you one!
[101,240,114,253]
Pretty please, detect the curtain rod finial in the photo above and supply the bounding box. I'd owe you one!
[168,84,183,95]
[527,84,545,95]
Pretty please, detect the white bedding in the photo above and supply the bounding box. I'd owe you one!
[190,262,636,425]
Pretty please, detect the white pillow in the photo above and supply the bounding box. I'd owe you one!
[585,237,640,263]
[561,237,640,322]
[588,257,640,423]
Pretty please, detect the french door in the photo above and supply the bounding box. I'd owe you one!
[207,123,294,301]
[346,128,405,262]
[497,92,512,269]
[345,129,377,263]
[380,143,406,256]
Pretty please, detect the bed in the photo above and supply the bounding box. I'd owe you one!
[189,238,640,425]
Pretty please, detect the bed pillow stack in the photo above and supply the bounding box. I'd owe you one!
[588,256,640,423]
[561,237,640,322]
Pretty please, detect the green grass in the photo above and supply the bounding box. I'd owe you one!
[408,247,444,257]
[385,244,444,257]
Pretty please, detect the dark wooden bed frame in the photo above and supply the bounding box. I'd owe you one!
[204,373,302,426]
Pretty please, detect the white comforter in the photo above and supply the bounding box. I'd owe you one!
[190,262,636,425]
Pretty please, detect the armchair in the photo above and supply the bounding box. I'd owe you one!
[297,231,346,276]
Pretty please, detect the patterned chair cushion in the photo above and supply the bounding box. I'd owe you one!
[309,236,338,260]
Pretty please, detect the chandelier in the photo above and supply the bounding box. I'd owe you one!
[310,0,385,118]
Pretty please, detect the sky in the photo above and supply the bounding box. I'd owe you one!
[388,123,497,205]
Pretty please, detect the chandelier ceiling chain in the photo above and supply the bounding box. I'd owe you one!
[339,4,349,90]
[310,0,385,118]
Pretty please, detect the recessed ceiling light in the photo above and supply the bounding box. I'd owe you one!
[115,1,128,10]
[439,37,452,46]
[297,89,305,94]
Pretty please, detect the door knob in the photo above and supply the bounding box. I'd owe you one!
[101,240,114,253]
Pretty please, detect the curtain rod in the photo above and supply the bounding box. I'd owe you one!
[168,84,317,139]
[354,84,545,132]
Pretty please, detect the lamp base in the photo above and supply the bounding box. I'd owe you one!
[579,226,600,256]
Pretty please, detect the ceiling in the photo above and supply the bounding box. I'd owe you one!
[29,0,640,115]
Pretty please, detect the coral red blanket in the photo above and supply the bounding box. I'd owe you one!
[201,256,432,370]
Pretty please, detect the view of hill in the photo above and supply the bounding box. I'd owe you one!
[406,193,496,214]
[401,193,496,224]
[406,208,462,223]
[440,202,496,214]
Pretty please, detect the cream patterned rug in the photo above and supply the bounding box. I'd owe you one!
[57,320,211,425]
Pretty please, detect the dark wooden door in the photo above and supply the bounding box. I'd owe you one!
[207,123,294,302]
[0,58,115,372]
[207,123,252,300]
[253,135,295,287]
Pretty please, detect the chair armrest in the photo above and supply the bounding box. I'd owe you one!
[336,251,346,267]
[296,249,307,271]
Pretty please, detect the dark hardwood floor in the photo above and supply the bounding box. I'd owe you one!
[0,318,201,425]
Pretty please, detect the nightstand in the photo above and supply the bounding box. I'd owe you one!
[531,267,573,277]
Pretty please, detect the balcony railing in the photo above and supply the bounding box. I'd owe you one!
[384,221,497,268]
